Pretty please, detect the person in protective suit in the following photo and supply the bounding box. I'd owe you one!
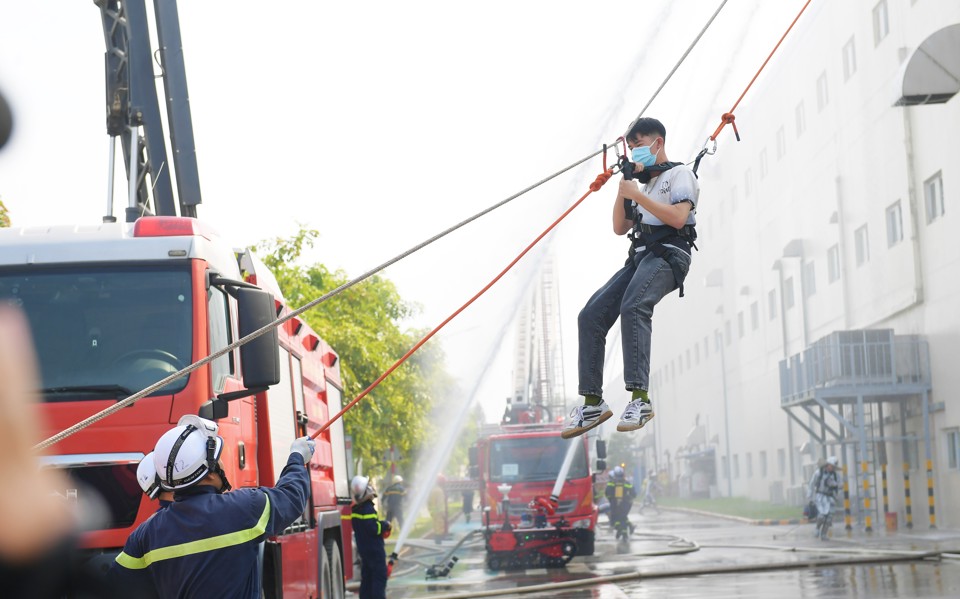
[605,466,636,539]
[382,474,406,528]
[347,476,391,599]
[107,415,315,598]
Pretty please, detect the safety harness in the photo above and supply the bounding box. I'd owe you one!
[621,159,699,297]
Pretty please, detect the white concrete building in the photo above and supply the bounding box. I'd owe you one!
[645,0,960,529]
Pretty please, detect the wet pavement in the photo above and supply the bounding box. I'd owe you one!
[382,508,960,598]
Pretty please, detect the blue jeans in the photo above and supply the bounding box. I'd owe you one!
[577,248,691,396]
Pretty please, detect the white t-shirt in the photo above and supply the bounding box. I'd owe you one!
[630,164,700,227]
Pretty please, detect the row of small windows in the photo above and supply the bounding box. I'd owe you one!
[656,170,945,385]
[721,449,789,480]
[709,0,893,221]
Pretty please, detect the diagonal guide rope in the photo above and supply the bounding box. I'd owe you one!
[36,0,731,451]
[311,169,616,439]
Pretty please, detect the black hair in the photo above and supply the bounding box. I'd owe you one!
[625,117,666,142]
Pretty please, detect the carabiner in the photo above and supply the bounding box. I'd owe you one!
[701,136,718,156]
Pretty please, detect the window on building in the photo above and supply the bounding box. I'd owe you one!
[746,453,754,478]
[750,301,759,331]
[925,171,945,223]
[827,244,841,283]
[760,148,768,179]
[768,288,777,320]
[855,224,870,266]
[784,277,795,309]
[778,448,786,477]
[842,37,857,81]
[796,101,806,137]
[948,430,960,470]
[733,454,740,479]
[760,451,768,478]
[873,0,889,46]
[803,260,817,297]
[886,200,903,247]
[817,71,829,111]
[737,311,744,338]
[776,126,786,160]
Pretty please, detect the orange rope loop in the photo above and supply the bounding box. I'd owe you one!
[590,169,614,192]
[707,0,813,143]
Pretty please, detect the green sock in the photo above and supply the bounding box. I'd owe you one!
[631,389,650,403]
[584,394,602,406]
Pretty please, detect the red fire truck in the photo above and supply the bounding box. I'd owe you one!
[469,404,606,569]
[0,217,354,597]
[0,1,354,595]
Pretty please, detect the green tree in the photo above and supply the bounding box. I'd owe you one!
[0,196,10,228]
[256,227,456,480]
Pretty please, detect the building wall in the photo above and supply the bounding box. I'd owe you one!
[647,0,960,526]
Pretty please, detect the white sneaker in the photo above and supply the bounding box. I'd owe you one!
[561,401,613,439]
[617,399,654,432]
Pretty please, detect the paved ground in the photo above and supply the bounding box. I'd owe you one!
[379,507,960,598]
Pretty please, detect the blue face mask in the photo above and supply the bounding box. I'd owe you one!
[631,143,658,167]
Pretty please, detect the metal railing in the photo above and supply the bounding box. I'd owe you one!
[779,331,931,405]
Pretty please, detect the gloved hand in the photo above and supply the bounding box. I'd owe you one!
[290,437,316,464]
[381,521,392,539]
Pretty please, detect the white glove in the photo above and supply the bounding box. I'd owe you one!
[291,437,316,464]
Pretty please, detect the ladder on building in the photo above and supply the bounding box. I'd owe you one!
[850,399,879,532]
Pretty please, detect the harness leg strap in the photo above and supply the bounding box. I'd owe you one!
[649,244,686,298]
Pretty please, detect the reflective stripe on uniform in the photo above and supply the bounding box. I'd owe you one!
[115,495,271,570]
[341,511,382,534]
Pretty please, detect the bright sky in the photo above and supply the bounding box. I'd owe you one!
[0,1,807,422]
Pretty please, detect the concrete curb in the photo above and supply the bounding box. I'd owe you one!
[660,506,811,526]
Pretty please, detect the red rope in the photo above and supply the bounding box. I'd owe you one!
[709,0,813,142]
[313,169,616,439]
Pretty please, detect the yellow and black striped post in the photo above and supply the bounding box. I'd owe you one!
[926,459,936,529]
[843,465,852,531]
[862,461,873,532]
[903,461,913,529]
[881,462,889,516]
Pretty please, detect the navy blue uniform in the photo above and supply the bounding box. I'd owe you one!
[346,500,390,599]
[108,453,309,599]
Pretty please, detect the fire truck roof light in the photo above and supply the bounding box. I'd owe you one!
[133,216,217,238]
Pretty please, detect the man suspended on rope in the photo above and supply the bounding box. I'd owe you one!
[107,415,315,598]
[563,117,699,439]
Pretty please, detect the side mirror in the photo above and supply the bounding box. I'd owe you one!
[237,288,280,390]
[596,459,607,472]
[199,397,229,420]
[595,439,607,460]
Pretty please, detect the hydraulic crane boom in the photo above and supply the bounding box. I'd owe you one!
[95,0,201,221]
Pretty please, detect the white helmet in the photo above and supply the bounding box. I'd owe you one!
[392,475,403,484]
[611,466,625,480]
[826,456,839,467]
[137,451,163,499]
[154,415,228,491]
[351,475,376,503]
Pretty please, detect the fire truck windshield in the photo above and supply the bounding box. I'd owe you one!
[489,436,589,483]
[0,265,193,400]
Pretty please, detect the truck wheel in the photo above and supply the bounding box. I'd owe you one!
[319,540,332,599]
[325,537,345,599]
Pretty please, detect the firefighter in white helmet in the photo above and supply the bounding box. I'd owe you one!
[346,475,391,599]
[135,451,173,508]
[108,415,315,598]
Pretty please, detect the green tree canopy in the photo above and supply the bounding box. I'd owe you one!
[0,197,10,228]
[256,227,456,480]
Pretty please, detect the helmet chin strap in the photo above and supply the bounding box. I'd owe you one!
[205,436,232,493]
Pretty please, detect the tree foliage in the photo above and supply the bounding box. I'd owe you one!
[0,197,10,228]
[256,227,456,480]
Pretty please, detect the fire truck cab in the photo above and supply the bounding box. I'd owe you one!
[0,216,352,597]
